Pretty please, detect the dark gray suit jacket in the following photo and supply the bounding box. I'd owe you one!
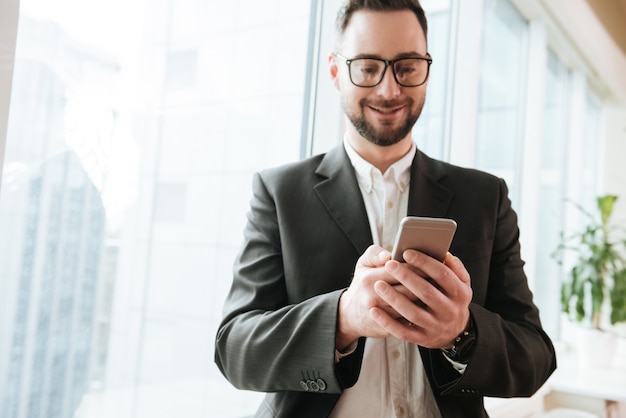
[215,144,556,417]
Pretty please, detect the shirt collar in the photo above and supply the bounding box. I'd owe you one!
[343,136,415,193]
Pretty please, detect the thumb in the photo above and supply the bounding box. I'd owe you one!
[358,245,391,268]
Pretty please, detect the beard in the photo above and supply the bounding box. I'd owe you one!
[342,95,425,147]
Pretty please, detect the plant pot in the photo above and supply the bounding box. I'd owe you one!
[572,325,618,369]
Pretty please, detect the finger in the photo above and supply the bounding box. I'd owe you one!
[358,245,392,268]
[373,279,436,327]
[399,251,464,296]
[373,284,421,319]
[390,283,420,301]
[385,258,446,305]
[369,306,426,343]
[444,252,471,285]
[370,305,467,349]
[374,280,422,309]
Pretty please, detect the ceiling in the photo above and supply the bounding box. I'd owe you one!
[586,0,626,56]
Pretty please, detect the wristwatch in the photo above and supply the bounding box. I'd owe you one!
[441,316,477,364]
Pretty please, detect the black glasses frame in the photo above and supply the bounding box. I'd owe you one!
[334,53,433,87]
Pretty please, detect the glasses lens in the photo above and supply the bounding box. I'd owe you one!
[349,59,385,87]
[393,58,429,87]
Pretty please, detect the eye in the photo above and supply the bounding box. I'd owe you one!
[395,61,419,76]
[362,66,378,74]
[355,59,382,75]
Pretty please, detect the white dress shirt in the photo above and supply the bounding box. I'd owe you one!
[329,139,442,418]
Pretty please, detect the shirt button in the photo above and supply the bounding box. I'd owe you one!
[387,200,394,209]
[391,349,401,360]
[397,406,406,416]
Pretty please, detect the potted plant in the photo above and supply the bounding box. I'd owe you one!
[553,195,626,331]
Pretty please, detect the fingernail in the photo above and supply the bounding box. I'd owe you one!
[403,250,416,263]
[374,280,387,294]
[379,250,391,260]
[369,307,381,320]
[386,260,399,272]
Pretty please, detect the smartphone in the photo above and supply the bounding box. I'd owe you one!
[391,216,457,262]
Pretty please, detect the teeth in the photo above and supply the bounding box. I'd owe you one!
[375,107,399,114]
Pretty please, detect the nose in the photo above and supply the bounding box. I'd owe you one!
[375,65,402,98]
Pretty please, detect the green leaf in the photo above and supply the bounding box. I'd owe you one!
[598,195,617,226]
[610,268,626,324]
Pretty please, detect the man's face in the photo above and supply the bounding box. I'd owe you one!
[330,10,429,147]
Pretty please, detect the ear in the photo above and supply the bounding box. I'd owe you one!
[328,53,341,91]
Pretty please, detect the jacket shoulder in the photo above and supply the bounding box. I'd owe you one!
[257,144,347,190]
[259,153,326,182]
[420,151,500,184]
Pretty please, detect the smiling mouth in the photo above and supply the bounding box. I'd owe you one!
[369,105,404,115]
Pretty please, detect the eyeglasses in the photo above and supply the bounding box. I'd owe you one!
[334,53,432,87]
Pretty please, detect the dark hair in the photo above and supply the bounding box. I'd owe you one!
[336,0,428,42]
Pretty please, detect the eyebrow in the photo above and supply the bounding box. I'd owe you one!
[348,51,428,60]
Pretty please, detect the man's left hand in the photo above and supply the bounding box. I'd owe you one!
[369,250,472,349]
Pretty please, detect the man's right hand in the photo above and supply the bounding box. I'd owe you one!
[336,245,414,350]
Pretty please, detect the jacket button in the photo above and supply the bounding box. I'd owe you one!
[300,380,309,391]
[317,379,327,391]
[308,380,320,392]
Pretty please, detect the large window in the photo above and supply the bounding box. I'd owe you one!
[412,0,454,160]
[471,1,602,337]
[474,0,528,204]
[0,1,310,417]
[530,49,602,336]
[532,50,572,335]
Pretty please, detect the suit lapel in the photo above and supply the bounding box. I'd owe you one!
[312,145,455,253]
[407,150,454,217]
[313,145,372,254]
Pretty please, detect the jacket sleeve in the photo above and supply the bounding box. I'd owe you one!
[429,177,556,399]
[214,170,363,394]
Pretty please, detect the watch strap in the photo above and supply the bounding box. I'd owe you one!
[441,316,477,364]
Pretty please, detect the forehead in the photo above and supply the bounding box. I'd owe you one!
[339,9,427,57]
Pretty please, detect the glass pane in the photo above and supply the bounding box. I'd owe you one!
[533,50,570,336]
[581,94,601,208]
[0,1,310,417]
[413,2,453,160]
[475,0,528,203]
